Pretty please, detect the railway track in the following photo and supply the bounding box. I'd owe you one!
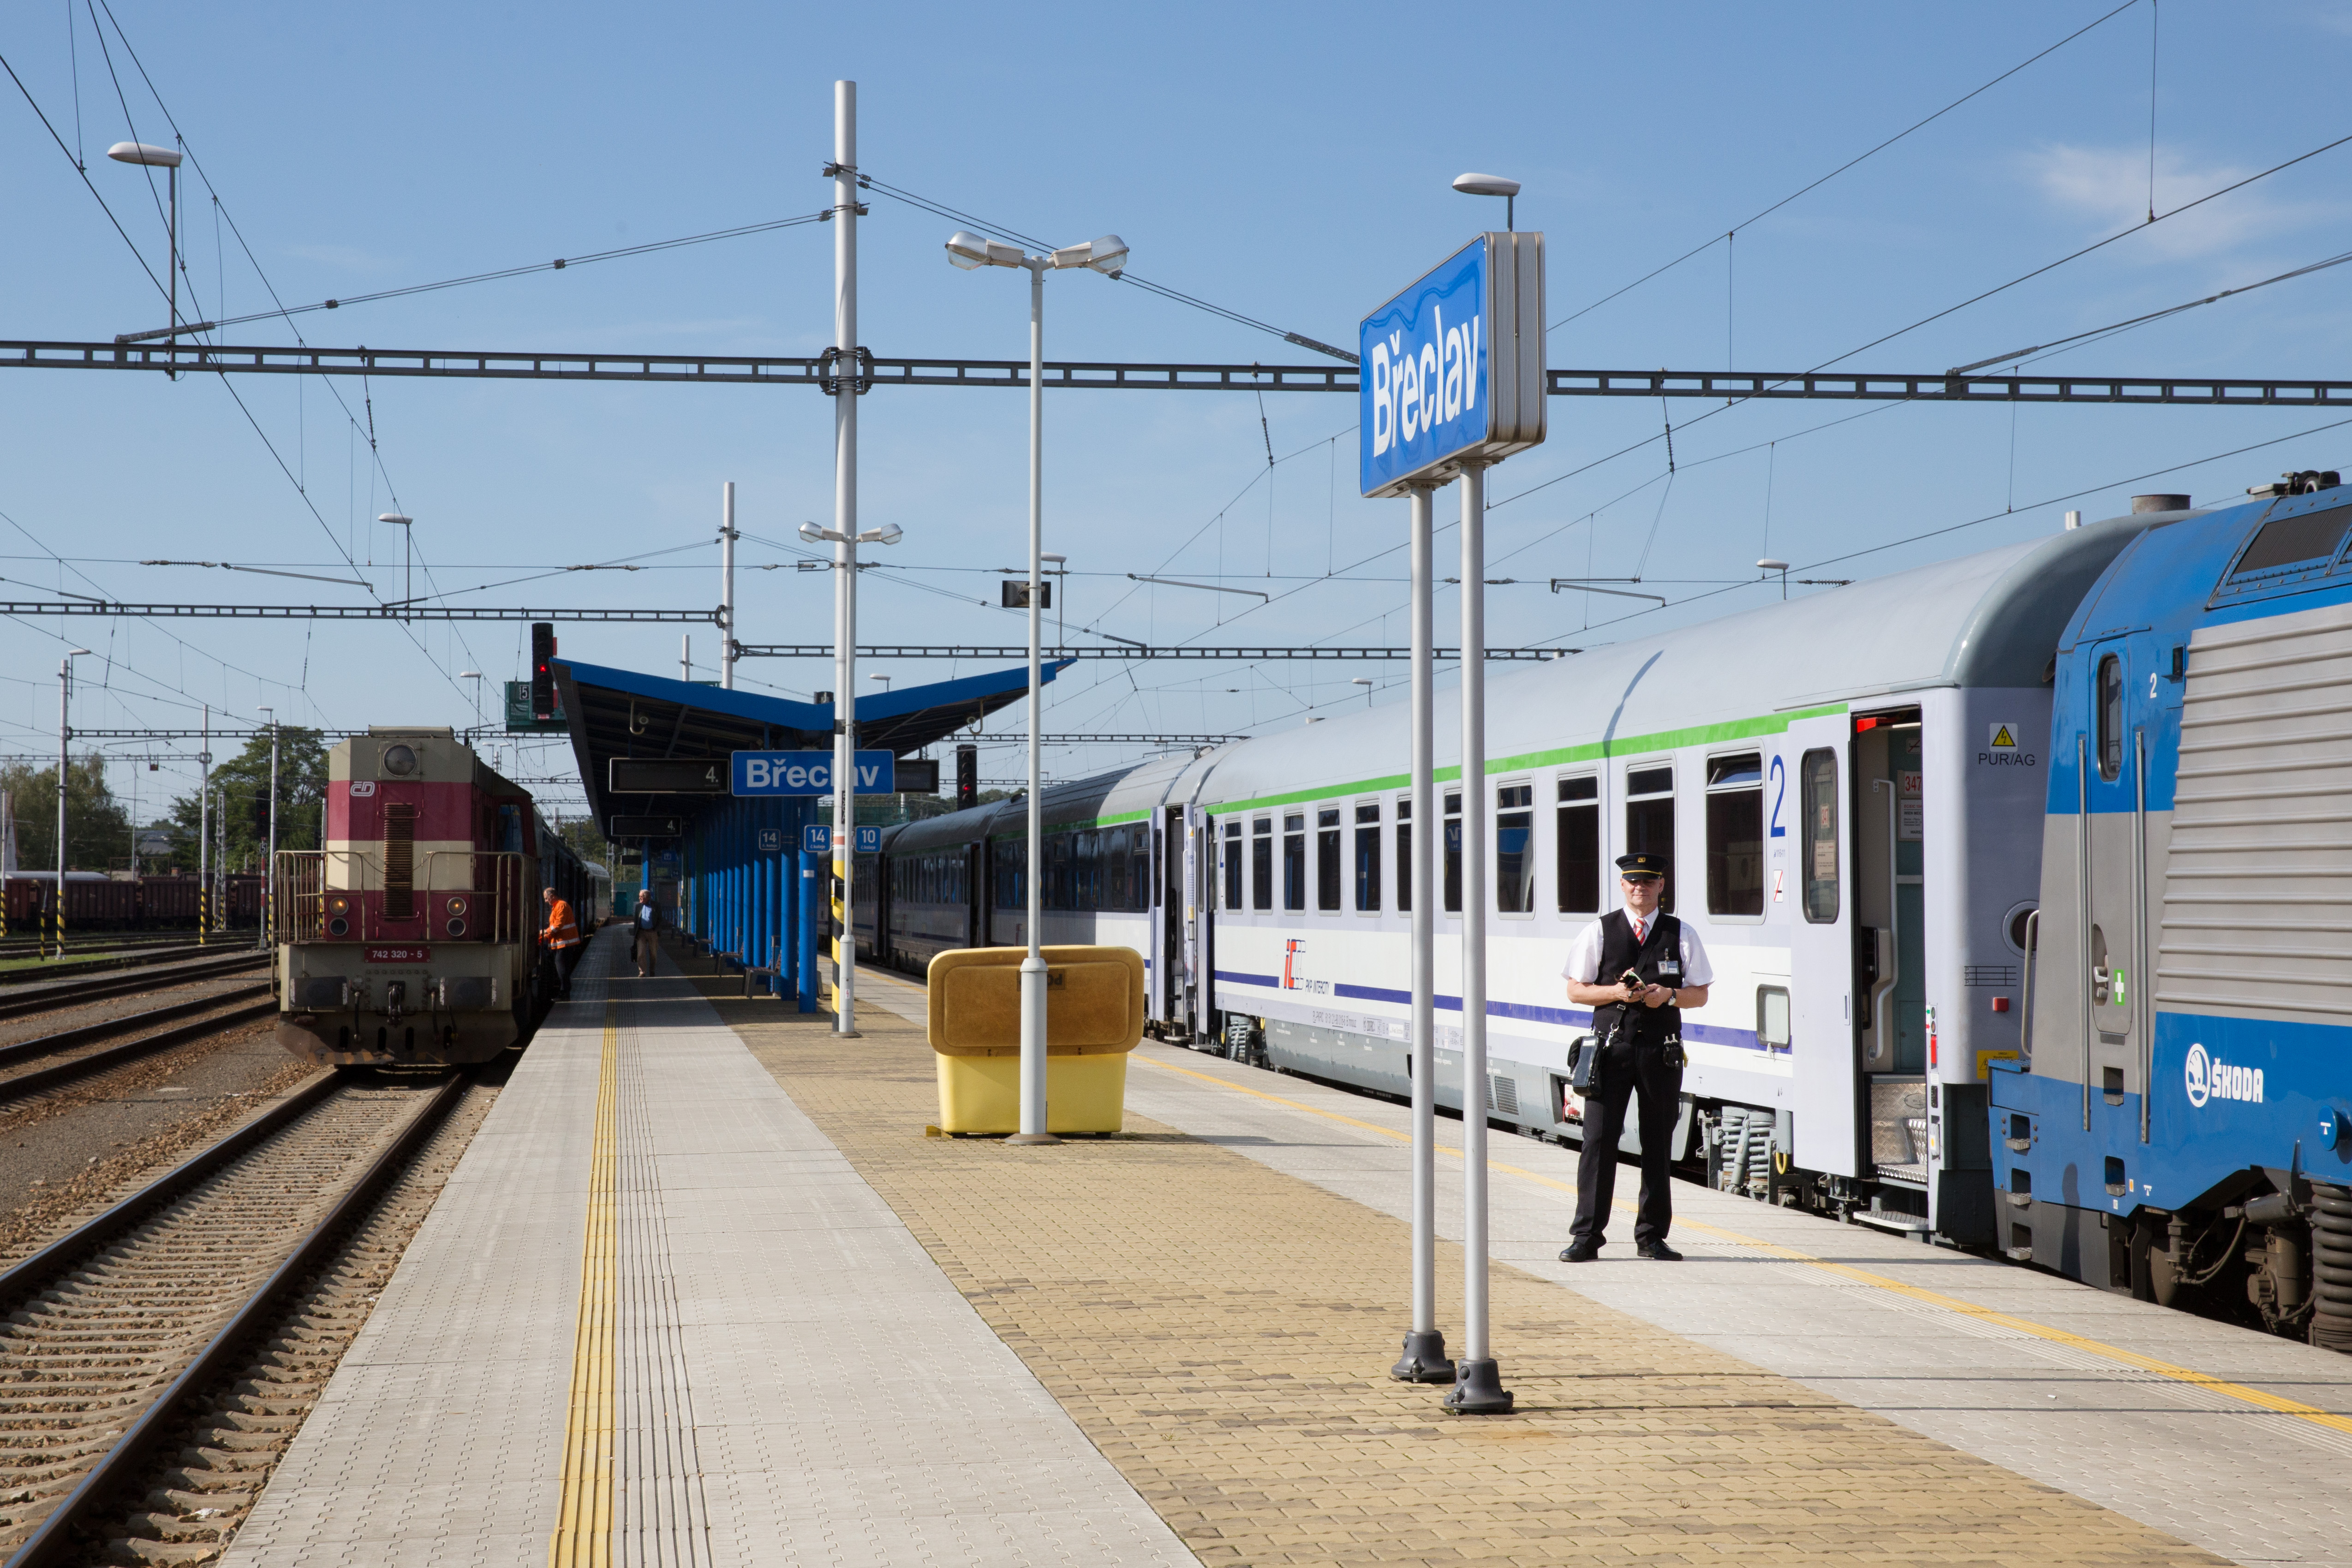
[0,1070,465,1564]
[0,942,264,996]
[0,987,277,1106]
[0,954,271,1026]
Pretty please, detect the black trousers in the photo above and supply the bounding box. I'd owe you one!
[553,941,582,998]
[1570,1033,1683,1247]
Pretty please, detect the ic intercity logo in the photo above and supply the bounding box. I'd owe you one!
[1283,939,1304,990]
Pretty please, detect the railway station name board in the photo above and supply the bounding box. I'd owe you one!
[731,750,896,796]
[1359,232,1547,498]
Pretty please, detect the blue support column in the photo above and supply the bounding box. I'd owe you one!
[796,847,820,1013]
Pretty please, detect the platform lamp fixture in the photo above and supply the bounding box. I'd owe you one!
[105,141,185,373]
[50,649,92,958]
[1352,677,1375,709]
[1758,558,1791,600]
[1451,171,1521,231]
[798,516,902,1039]
[946,224,1128,1145]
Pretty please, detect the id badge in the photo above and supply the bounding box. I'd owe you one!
[1659,955,1682,982]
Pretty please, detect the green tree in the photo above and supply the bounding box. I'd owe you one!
[0,754,133,871]
[166,728,331,873]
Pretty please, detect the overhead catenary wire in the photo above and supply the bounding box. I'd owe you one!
[1549,0,2143,333]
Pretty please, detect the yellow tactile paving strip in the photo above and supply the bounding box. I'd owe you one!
[704,979,2222,1567]
[549,1000,620,1568]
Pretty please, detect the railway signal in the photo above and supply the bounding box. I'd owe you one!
[530,623,558,720]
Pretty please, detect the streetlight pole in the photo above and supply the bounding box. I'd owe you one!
[945,224,1128,1144]
[1757,557,1791,600]
[106,142,183,377]
[52,649,91,957]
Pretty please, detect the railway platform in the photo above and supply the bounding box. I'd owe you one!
[221,926,2352,1567]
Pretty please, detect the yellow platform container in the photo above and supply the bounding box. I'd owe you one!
[927,945,1145,1135]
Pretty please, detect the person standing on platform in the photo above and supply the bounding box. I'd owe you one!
[542,886,582,1002]
[1558,852,1712,1262]
[632,887,663,978]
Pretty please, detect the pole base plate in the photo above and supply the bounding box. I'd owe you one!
[1442,1357,1514,1415]
[1003,1133,1063,1145]
[1390,1329,1455,1384]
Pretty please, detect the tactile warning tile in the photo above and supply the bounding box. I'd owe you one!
[713,976,2227,1568]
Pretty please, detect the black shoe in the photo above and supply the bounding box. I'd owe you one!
[1636,1241,1683,1261]
[1559,1240,1601,1263]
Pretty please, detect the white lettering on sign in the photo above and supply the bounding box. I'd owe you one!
[1369,310,1480,459]
[2185,1042,2263,1108]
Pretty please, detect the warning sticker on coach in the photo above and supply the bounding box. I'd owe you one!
[1988,722,2018,748]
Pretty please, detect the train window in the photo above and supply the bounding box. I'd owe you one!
[1556,775,1599,914]
[1394,797,1412,913]
[2231,502,2352,577]
[1443,792,1462,914]
[1801,749,1838,924]
[1101,827,1125,912]
[1135,830,1152,912]
[1496,783,1535,915]
[1224,820,1243,909]
[1705,752,1764,918]
[994,836,1024,909]
[1355,802,1381,912]
[1316,808,1343,911]
[1623,765,1675,914]
[1283,813,1306,911]
[2096,653,2124,781]
[1252,818,1272,911]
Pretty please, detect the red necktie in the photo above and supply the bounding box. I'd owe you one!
[1633,918,1647,946]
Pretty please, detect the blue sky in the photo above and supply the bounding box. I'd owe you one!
[5,1,2352,815]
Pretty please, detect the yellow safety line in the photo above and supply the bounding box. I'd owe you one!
[1134,1051,2352,1437]
[549,1002,620,1568]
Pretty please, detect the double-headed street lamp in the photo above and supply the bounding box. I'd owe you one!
[799,516,902,1037]
[945,227,1128,1145]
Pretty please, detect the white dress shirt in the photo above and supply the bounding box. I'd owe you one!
[1560,908,1715,988]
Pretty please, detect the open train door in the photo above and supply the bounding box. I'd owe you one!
[1780,710,1868,1187]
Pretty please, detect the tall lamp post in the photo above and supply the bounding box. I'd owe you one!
[51,649,92,957]
[459,671,484,735]
[799,516,902,1037]
[946,225,1128,1145]
[106,141,183,376]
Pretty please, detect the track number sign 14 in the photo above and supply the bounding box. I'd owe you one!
[1359,232,1547,497]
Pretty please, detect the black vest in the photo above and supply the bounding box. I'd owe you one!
[1595,909,1683,1044]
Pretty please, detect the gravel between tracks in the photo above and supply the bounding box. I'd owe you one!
[75,1069,504,1566]
[0,1070,495,1560]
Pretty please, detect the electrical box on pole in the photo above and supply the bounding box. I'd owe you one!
[530,623,558,720]
[999,580,1050,610]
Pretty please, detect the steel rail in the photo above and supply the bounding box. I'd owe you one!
[6,339,2351,405]
[0,952,270,1019]
[0,994,276,1102]
[0,1070,466,1568]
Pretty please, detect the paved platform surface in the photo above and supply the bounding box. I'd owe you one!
[219,934,2352,1567]
[221,931,1191,1567]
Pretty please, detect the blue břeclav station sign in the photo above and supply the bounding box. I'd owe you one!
[1359,232,1547,497]
[732,750,896,796]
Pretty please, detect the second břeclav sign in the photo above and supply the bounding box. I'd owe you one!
[1359,232,1547,498]
[731,750,896,796]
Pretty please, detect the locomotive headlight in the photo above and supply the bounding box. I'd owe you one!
[446,896,468,916]
[327,894,350,916]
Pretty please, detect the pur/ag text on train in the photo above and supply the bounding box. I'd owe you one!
[851,475,2352,1349]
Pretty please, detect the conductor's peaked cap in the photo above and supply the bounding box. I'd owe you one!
[1615,852,1669,877]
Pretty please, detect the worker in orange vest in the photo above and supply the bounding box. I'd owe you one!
[542,886,582,1001]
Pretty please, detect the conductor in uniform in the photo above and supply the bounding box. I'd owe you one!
[1558,851,1712,1261]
